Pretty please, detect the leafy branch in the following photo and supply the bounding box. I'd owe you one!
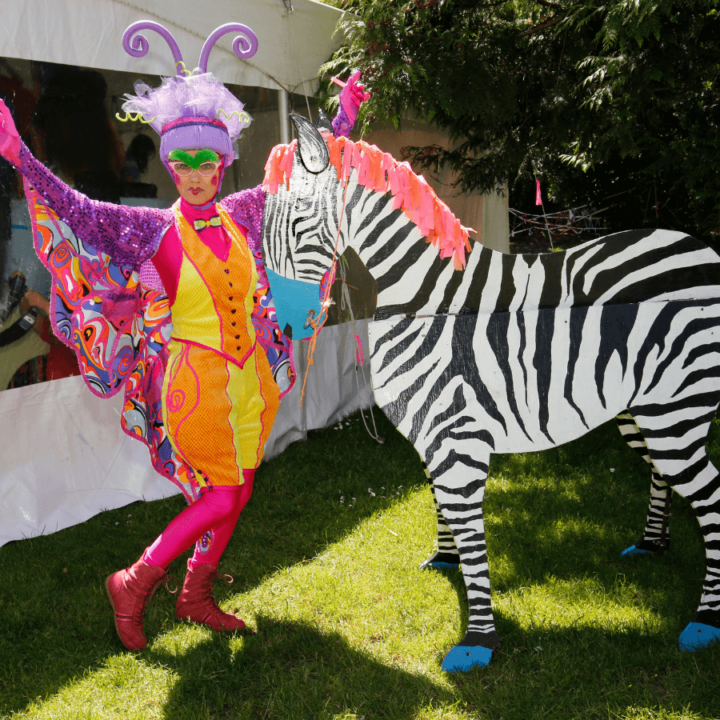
[319,0,720,238]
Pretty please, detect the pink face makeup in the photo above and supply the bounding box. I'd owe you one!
[173,149,224,205]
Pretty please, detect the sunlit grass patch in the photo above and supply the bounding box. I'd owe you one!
[20,655,176,720]
[494,574,669,639]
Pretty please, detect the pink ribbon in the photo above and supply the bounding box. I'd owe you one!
[354,333,364,366]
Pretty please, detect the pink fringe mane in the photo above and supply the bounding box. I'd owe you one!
[262,134,473,270]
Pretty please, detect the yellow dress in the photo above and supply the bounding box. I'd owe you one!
[161,204,280,487]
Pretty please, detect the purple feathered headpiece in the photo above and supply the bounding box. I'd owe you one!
[119,21,258,166]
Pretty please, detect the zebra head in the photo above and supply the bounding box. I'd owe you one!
[261,114,346,285]
[261,114,473,334]
[261,114,350,338]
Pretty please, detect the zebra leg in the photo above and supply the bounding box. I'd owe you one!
[419,463,461,570]
[677,472,720,652]
[630,408,720,652]
[616,413,672,556]
[429,453,498,672]
[621,470,672,556]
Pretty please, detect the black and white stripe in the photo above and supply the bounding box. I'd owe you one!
[616,412,672,551]
[262,122,720,666]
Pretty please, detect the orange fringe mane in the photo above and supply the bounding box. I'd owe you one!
[262,134,473,271]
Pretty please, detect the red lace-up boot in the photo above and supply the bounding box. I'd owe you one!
[105,557,169,651]
[175,559,246,632]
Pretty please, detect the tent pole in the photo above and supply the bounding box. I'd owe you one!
[279,89,291,145]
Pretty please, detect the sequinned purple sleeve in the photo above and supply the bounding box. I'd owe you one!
[18,142,172,270]
[332,105,353,139]
[221,185,266,250]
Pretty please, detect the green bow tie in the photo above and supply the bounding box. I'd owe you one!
[194,216,222,231]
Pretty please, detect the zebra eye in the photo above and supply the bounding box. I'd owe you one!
[294,196,314,213]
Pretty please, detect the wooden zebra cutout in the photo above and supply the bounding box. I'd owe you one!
[261,113,720,672]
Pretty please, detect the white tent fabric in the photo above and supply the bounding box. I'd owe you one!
[0,0,344,93]
[0,320,374,547]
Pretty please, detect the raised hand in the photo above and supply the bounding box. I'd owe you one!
[332,71,371,125]
[0,99,22,166]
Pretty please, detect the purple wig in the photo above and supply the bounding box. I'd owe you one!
[122,72,251,165]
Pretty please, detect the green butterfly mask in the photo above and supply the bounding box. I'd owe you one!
[168,149,221,168]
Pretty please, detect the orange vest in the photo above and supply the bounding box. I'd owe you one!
[170,203,257,365]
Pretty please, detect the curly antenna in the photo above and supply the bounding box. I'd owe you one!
[116,112,156,124]
[216,109,251,124]
[198,23,258,74]
[122,21,185,76]
[175,61,193,77]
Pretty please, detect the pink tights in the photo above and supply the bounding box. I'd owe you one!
[144,470,254,569]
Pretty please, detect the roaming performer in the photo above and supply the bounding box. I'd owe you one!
[0,20,367,651]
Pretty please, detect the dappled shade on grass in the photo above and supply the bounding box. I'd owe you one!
[1,411,719,719]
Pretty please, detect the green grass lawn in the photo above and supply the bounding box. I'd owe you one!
[1,409,719,719]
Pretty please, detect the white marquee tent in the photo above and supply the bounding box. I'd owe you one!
[0,0,344,92]
[0,0,376,547]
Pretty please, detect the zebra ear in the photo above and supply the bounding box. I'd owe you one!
[290,113,330,174]
[315,109,333,133]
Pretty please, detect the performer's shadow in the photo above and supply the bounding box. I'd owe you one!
[146,615,457,718]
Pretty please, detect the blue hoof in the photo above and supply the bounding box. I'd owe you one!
[419,559,460,570]
[621,544,653,557]
[679,622,720,652]
[441,645,493,672]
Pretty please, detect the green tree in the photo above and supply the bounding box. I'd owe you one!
[319,0,720,238]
